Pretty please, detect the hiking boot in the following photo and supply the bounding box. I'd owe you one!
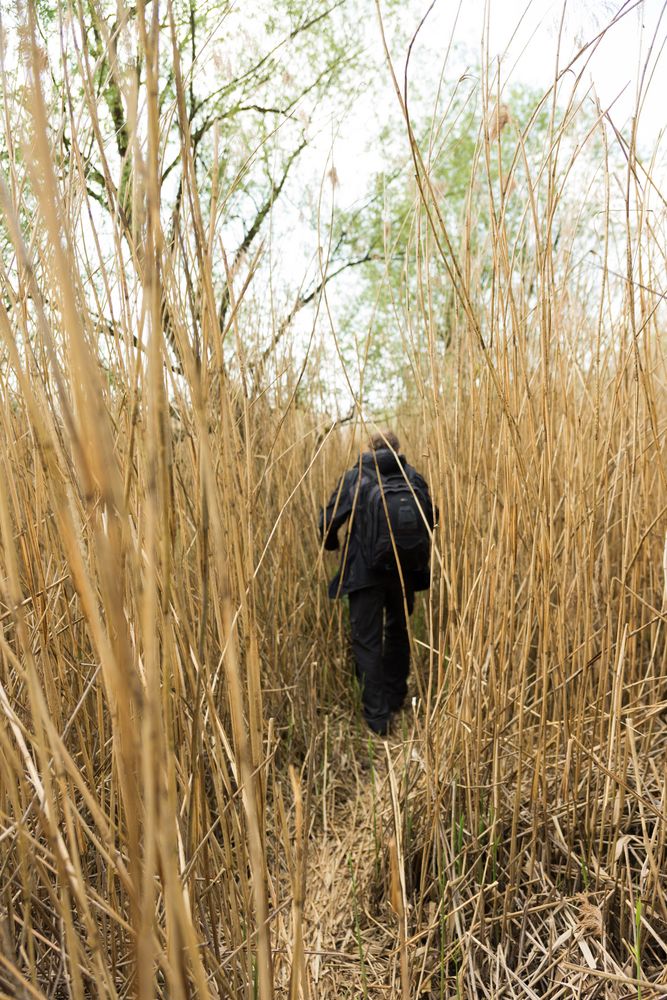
[367,716,391,738]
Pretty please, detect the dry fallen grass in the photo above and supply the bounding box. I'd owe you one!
[0,2,666,998]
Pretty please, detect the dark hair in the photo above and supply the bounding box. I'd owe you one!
[368,429,400,452]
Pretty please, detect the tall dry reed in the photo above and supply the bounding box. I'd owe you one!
[0,2,665,998]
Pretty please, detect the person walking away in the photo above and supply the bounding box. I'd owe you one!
[319,430,435,735]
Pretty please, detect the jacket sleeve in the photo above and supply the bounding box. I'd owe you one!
[318,470,356,550]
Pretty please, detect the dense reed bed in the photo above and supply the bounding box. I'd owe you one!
[1,2,666,998]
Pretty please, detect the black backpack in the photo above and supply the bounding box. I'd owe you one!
[362,472,431,573]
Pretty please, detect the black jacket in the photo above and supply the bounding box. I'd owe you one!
[318,449,436,598]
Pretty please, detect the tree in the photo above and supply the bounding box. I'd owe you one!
[1,0,399,379]
[320,49,617,404]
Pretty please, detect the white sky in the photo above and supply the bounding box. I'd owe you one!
[297,1,667,411]
[406,0,666,144]
[327,0,667,206]
[3,0,665,409]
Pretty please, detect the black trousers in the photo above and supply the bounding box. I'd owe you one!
[348,581,415,733]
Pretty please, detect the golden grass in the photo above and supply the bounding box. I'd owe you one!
[0,2,665,998]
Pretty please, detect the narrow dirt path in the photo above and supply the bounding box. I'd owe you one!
[297,714,423,1000]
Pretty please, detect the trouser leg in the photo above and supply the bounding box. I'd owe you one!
[348,586,389,733]
[383,581,414,712]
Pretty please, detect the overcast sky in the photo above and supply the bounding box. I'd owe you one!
[300,1,667,410]
[405,0,666,141]
[323,0,667,210]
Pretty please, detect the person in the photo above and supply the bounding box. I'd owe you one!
[319,429,435,735]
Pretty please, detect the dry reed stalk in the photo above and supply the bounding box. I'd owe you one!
[0,1,666,997]
[366,2,667,994]
[387,744,409,1000]
[0,1,352,994]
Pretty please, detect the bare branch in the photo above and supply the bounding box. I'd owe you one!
[218,138,307,327]
[259,251,378,365]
